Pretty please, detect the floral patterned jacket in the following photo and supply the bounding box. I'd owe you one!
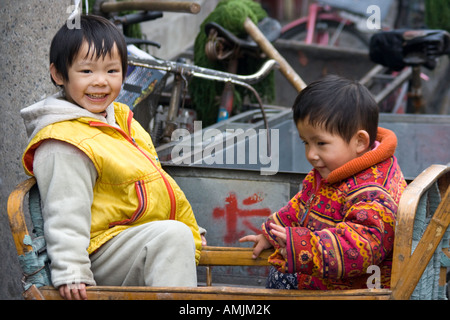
[263,127,407,289]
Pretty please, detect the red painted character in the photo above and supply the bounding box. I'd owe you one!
[213,192,271,244]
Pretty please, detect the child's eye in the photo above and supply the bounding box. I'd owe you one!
[108,69,120,73]
[81,69,92,74]
[317,142,326,146]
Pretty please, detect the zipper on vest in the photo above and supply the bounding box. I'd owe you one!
[89,120,177,220]
[109,180,147,227]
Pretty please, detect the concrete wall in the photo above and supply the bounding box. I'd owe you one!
[0,0,71,300]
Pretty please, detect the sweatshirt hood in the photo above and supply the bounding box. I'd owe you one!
[21,92,116,141]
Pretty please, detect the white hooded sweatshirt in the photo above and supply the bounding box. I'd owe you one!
[20,92,118,287]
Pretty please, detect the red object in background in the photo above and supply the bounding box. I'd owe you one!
[213,192,271,244]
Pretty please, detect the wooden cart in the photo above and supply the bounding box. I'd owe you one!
[7,164,450,300]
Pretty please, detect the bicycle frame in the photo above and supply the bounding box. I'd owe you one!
[281,3,355,45]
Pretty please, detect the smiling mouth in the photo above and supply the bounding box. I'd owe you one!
[86,93,108,99]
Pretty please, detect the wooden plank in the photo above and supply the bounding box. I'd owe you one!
[38,285,392,300]
[244,17,306,92]
[100,1,201,14]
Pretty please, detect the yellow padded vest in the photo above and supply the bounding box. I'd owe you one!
[23,102,201,262]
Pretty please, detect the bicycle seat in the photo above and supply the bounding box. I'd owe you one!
[205,17,281,52]
[369,29,450,70]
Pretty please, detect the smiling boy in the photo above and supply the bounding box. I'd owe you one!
[50,42,123,116]
[240,75,407,290]
[20,15,202,300]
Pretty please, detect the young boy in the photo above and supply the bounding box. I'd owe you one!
[20,15,203,300]
[240,75,407,290]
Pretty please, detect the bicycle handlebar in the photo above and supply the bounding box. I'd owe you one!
[128,58,279,85]
[128,58,278,149]
[100,1,201,14]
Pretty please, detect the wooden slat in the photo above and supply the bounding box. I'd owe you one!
[6,177,36,255]
[38,285,392,300]
[391,185,450,300]
[199,246,273,266]
[23,285,46,300]
[390,164,450,289]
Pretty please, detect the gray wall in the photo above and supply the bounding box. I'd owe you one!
[0,0,70,299]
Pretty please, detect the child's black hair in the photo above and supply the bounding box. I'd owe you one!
[292,74,379,147]
[49,15,128,85]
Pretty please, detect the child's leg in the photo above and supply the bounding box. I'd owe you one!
[90,220,197,287]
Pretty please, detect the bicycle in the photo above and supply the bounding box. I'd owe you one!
[277,0,450,114]
[279,0,395,49]
[366,28,450,113]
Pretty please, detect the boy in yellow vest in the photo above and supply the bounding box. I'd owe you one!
[20,15,203,300]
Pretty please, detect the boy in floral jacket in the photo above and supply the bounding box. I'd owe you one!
[240,75,407,290]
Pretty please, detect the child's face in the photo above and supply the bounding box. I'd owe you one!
[51,41,123,115]
[296,119,363,180]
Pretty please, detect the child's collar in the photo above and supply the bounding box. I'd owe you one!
[325,127,397,184]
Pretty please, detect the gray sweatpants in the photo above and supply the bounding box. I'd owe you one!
[90,220,197,287]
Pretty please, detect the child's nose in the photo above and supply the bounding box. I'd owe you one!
[93,73,108,86]
[306,147,319,162]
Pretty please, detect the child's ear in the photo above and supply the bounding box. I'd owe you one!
[355,130,370,154]
[50,63,64,86]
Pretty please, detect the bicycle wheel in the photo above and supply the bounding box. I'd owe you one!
[280,19,370,50]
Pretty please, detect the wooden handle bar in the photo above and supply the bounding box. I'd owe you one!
[244,17,306,92]
[101,1,201,14]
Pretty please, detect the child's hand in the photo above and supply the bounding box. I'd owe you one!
[58,283,88,300]
[201,235,207,247]
[269,223,288,258]
[239,234,272,259]
[269,223,287,247]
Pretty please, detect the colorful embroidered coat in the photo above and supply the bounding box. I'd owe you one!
[262,127,407,290]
